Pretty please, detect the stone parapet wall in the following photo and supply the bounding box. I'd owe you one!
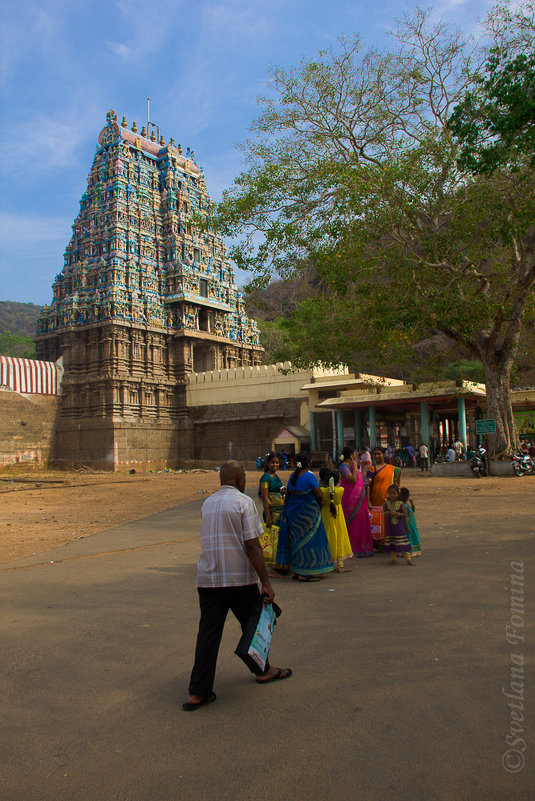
[430,461,475,477]
[0,391,59,468]
[431,460,515,477]
[187,362,348,406]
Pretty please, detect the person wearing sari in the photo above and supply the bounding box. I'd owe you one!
[339,446,374,557]
[319,467,353,572]
[399,487,422,557]
[276,453,334,582]
[259,452,284,528]
[367,447,402,508]
[383,484,412,565]
[259,452,287,577]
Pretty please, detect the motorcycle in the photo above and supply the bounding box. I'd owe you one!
[470,447,488,478]
[511,452,535,476]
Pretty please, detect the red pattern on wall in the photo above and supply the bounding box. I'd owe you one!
[0,356,59,395]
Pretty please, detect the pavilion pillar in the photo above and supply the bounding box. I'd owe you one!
[457,398,467,450]
[336,410,344,457]
[368,405,377,450]
[354,408,362,447]
[309,412,316,452]
[430,410,436,454]
[420,401,430,448]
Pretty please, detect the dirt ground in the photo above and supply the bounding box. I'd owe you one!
[0,467,533,564]
[0,468,222,564]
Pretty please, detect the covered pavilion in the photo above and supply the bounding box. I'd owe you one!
[302,373,488,458]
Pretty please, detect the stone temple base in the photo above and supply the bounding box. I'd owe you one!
[51,416,194,472]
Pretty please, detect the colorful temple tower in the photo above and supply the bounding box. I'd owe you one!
[35,110,263,467]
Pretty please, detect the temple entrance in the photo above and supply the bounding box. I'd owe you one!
[199,309,211,333]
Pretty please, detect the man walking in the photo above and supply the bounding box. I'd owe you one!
[419,443,429,472]
[454,438,465,460]
[183,460,292,711]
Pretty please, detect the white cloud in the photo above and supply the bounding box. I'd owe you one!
[0,1,67,85]
[0,115,89,179]
[159,0,285,140]
[203,0,276,39]
[0,212,71,246]
[107,41,133,59]
[111,0,186,60]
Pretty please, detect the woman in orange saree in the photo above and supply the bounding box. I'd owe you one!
[367,447,402,508]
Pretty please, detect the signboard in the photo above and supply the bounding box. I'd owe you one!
[476,418,496,434]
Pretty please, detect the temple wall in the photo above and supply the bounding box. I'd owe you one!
[51,416,194,471]
[184,362,352,465]
[187,362,349,406]
[190,397,304,465]
[0,391,59,468]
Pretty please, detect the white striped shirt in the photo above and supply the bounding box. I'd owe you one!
[196,485,263,588]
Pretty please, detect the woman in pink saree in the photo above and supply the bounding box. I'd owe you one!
[339,447,374,557]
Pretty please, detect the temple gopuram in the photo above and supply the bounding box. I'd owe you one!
[35,110,263,467]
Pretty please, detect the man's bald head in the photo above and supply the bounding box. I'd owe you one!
[219,460,246,492]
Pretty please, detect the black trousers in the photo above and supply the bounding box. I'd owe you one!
[188,584,270,697]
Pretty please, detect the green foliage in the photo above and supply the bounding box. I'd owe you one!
[441,360,486,383]
[0,329,36,359]
[256,318,294,364]
[215,3,535,453]
[448,50,535,174]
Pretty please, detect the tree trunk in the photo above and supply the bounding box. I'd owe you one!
[478,354,519,458]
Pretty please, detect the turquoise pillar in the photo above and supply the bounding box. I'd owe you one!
[420,401,430,447]
[309,412,316,452]
[368,405,377,450]
[336,410,344,457]
[354,408,362,446]
[458,398,467,450]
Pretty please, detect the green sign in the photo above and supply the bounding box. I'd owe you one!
[476,418,496,434]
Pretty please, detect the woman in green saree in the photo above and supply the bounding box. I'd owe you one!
[259,452,285,528]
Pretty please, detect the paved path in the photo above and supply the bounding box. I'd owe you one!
[1,491,533,801]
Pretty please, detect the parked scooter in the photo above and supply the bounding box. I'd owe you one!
[470,447,488,477]
[511,451,535,476]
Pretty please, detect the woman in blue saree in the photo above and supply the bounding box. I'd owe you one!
[276,453,334,582]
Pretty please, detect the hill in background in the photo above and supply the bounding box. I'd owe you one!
[0,301,41,358]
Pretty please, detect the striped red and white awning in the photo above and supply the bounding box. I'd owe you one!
[0,356,59,395]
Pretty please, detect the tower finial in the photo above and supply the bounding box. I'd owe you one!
[132,121,138,133]
[121,116,127,128]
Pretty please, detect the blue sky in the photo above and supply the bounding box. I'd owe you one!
[0,0,494,306]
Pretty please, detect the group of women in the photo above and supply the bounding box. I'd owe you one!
[259,446,417,582]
